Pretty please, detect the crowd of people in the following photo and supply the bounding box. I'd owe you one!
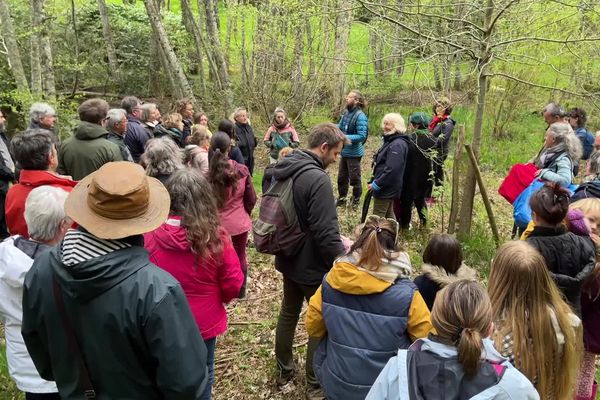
[0,92,598,400]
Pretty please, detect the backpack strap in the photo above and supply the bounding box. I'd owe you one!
[52,275,97,399]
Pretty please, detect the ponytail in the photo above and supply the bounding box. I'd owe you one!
[209,132,238,208]
[350,215,399,271]
[457,328,484,377]
[431,281,492,378]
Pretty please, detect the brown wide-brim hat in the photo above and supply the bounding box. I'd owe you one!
[65,161,170,239]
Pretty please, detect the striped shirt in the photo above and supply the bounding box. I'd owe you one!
[61,229,131,266]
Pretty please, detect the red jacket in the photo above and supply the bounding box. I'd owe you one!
[5,170,78,238]
[219,160,256,236]
[144,217,243,340]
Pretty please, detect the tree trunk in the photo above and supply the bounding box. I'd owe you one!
[291,15,304,100]
[204,0,232,108]
[332,0,352,109]
[144,0,195,101]
[457,0,494,235]
[29,0,43,95]
[0,0,30,92]
[34,0,56,98]
[97,0,119,73]
[181,0,206,92]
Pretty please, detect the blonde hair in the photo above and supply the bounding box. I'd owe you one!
[278,147,294,159]
[349,216,399,271]
[381,113,406,133]
[189,124,211,146]
[431,280,492,378]
[163,112,183,130]
[569,198,600,218]
[488,241,580,399]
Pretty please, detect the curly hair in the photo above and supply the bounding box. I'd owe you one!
[568,107,587,128]
[209,131,238,208]
[164,169,223,258]
[141,137,183,177]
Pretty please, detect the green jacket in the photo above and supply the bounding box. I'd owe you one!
[21,244,208,399]
[58,121,123,180]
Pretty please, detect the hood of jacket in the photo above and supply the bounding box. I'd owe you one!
[144,218,190,253]
[17,169,78,187]
[73,121,109,141]
[272,149,323,180]
[326,260,392,295]
[50,244,150,303]
[420,263,477,287]
[412,337,507,364]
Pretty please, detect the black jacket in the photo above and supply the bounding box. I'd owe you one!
[432,117,455,161]
[371,133,410,199]
[402,130,437,202]
[571,180,600,202]
[272,150,345,286]
[0,131,15,194]
[235,122,257,175]
[22,243,208,399]
[526,225,596,315]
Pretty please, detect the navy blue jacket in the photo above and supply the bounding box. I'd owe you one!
[371,133,410,199]
[124,116,152,163]
[313,271,416,400]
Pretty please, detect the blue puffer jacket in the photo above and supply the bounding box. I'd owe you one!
[312,260,419,399]
[338,107,368,158]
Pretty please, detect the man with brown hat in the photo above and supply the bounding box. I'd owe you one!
[21,161,208,399]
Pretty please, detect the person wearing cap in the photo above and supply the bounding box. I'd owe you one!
[398,112,437,229]
[21,162,209,399]
[6,129,78,238]
[263,108,300,164]
[57,98,123,181]
[368,113,410,219]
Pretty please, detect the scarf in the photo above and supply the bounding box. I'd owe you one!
[537,142,568,168]
[350,251,412,283]
[428,114,449,132]
[274,121,289,130]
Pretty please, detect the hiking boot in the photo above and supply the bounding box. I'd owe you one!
[276,370,295,391]
[305,385,326,400]
[335,197,347,207]
[351,197,361,210]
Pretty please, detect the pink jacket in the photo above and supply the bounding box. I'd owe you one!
[144,217,243,340]
[219,160,257,236]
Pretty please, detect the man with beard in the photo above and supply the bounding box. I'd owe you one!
[336,90,368,209]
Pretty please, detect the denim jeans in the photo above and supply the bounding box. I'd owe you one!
[275,276,321,387]
[200,337,217,400]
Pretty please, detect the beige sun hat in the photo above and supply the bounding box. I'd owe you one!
[64,161,170,239]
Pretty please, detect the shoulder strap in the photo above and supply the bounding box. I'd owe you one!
[52,276,97,399]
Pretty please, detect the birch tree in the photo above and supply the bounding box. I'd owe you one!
[97,0,119,73]
[0,0,30,92]
[144,0,195,101]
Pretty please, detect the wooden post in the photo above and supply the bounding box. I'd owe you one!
[448,125,465,234]
[464,143,500,245]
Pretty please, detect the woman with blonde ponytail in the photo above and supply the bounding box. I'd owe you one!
[488,241,581,400]
[368,280,539,399]
[305,215,433,400]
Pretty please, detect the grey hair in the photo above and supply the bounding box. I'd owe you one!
[233,107,247,120]
[141,137,183,177]
[548,122,582,161]
[543,102,566,118]
[106,108,127,132]
[24,186,68,241]
[140,103,158,123]
[589,151,600,176]
[121,96,141,115]
[29,102,55,122]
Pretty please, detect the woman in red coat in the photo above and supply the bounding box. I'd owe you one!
[144,169,244,400]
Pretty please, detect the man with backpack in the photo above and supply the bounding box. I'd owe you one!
[336,90,368,209]
[269,123,348,399]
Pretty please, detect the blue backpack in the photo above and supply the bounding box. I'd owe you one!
[576,128,594,160]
